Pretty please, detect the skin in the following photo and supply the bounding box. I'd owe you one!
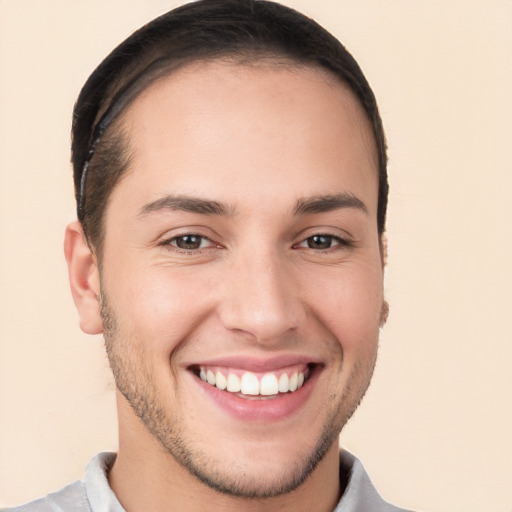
[65,61,386,512]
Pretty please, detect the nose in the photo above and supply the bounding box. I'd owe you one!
[218,249,303,344]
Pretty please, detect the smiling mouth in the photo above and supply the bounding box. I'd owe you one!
[192,364,314,400]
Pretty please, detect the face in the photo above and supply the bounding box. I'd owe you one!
[98,61,384,498]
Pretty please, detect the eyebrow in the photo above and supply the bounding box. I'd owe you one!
[139,195,235,217]
[293,193,368,215]
[138,192,367,218]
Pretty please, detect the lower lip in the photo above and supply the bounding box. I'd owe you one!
[193,368,319,422]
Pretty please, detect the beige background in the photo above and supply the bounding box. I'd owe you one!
[1,1,511,510]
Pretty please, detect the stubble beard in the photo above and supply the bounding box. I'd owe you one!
[100,292,377,499]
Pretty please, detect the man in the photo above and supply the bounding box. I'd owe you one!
[7,0,410,510]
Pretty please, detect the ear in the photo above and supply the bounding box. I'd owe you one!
[379,233,388,268]
[64,221,103,335]
[378,234,389,327]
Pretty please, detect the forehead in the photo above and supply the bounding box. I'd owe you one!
[113,60,378,213]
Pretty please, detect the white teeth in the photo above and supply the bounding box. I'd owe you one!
[240,372,260,395]
[278,373,290,393]
[289,372,298,392]
[227,373,241,392]
[206,370,216,385]
[198,367,308,396]
[260,373,279,396]
[216,371,227,390]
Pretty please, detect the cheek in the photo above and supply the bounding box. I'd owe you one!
[306,264,383,354]
[111,266,219,353]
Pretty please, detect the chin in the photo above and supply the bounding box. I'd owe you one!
[175,442,334,499]
[151,409,343,499]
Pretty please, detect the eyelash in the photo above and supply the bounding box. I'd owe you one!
[160,233,351,253]
[294,234,351,252]
[160,234,216,252]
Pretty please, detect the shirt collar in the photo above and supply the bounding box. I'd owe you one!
[83,452,124,512]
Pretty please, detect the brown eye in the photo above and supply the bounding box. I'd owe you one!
[172,235,207,250]
[306,235,335,249]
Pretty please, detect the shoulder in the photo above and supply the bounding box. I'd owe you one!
[3,480,90,512]
[3,452,119,512]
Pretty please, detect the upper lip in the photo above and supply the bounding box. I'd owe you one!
[185,354,322,372]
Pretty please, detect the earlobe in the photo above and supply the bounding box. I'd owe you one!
[64,221,103,335]
[379,300,389,327]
